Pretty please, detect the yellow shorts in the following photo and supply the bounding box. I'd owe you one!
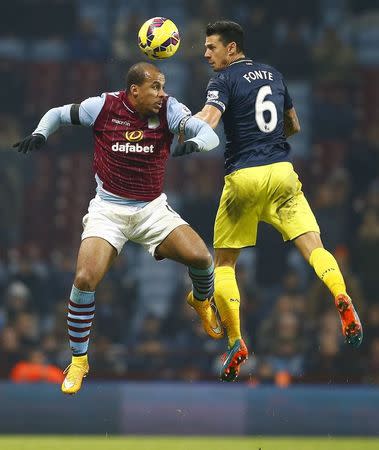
[214,162,320,248]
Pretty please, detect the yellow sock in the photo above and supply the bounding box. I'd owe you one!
[214,266,241,347]
[309,248,347,298]
[72,354,88,364]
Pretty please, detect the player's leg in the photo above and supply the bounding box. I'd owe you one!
[211,168,265,381]
[265,162,362,348]
[294,232,363,347]
[156,224,223,339]
[214,248,241,347]
[62,237,118,395]
[214,248,248,381]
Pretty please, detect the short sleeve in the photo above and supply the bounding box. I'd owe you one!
[166,96,191,134]
[205,74,229,113]
[283,80,293,111]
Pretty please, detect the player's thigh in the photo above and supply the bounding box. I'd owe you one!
[214,169,262,249]
[75,237,118,290]
[263,164,320,241]
[156,224,212,268]
[82,195,129,255]
[130,195,200,263]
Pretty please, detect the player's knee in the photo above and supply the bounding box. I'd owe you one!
[74,269,98,292]
[188,248,212,269]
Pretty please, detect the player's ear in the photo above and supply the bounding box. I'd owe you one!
[130,84,139,97]
[227,41,237,55]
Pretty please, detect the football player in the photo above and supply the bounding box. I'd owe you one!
[191,21,362,381]
[14,62,224,394]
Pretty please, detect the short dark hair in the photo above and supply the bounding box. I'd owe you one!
[206,20,245,53]
[126,62,160,91]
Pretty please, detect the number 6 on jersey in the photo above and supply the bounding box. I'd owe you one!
[255,85,278,133]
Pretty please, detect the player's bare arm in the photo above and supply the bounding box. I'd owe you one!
[284,107,300,138]
[195,104,222,129]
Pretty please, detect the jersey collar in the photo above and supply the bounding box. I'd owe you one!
[229,57,253,66]
[122,91,136,114]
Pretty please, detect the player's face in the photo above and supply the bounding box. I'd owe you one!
[134,70,166,116]
[204,35,231,71]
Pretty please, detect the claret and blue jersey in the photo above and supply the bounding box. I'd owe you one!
[205,58,293,175]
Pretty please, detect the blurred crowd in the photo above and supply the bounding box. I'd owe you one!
[0,0,379,385]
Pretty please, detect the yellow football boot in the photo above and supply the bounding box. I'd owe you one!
[187,291,224,339]
[61,355,89,395]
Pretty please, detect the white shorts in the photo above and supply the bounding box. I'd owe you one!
[81,193,188,256]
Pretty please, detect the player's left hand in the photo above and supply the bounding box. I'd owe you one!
[12,133,46,154]
[171,140,200,157]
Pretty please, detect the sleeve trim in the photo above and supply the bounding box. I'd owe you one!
[70,104,81,125]
[205,100,226,113]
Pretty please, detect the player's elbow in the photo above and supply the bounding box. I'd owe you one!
[286,121,300,138]
[209,132,219,150]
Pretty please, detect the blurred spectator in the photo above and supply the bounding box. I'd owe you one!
[70,18,108,60]
[312,27,356,82]
[353,209,379,300]
[179,161,220,246]
[90,336,127,378]
[112,13,143,60]
[363,337,379,385]
[311,84,356,142]
[347,128,379,199]
[306,330,343,380]
[0,113,20,145]
[243,7,274,62]
[0,326,22,378]
[14,312,40,348]
[312,171,351,251]
[258,310,306,376]
[181,18,206,59]
[361,303,379,356]
[271,25,312,79]
[4,281,31,322]
[10,348,63,383]
[127,314,169,376]
[94,280,129,343]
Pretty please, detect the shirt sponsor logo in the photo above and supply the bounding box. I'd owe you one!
[112,118,131,126]
[125,130,143,142]
[207,90,219,101]
[112,142,154,153]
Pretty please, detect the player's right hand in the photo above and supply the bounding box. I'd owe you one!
[171,140,200,157]
[13,133,46,154]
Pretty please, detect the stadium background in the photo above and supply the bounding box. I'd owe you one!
[0,0,379,442]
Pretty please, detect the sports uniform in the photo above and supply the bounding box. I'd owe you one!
[205,59,319,249]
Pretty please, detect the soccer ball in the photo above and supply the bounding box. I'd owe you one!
[138,17,180,60]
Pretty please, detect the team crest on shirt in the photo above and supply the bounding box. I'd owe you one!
[125,130,143,142]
